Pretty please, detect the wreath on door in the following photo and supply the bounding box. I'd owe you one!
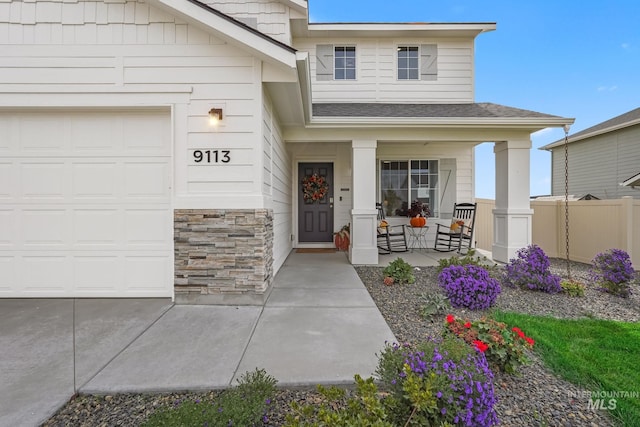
[302,174,329,203]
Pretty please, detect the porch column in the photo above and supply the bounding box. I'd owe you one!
[349,139,378,265]
[492,139,533,263]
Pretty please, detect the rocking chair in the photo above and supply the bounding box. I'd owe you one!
[434,202,477,253]
[376,203,409,254]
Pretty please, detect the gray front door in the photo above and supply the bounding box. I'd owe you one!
[298,162,334,243]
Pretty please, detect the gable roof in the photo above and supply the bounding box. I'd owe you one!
[149,0,297,68]
[311,102,571,128]
[540,107,640,150]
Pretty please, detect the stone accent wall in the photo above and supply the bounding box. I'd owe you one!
[174,209,274,305]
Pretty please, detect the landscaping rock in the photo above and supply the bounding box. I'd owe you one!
[43,259,636,426]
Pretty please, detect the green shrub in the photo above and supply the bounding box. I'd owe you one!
[382,257,415,284]
[436,249,497,274]
[561,279,585,297]
[143,368,276,427]
[420,292,450,319]
[284,375,394,426]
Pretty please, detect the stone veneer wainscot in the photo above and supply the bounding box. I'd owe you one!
[174,209,274,305]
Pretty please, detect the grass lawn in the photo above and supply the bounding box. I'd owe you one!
[492,311,640,426]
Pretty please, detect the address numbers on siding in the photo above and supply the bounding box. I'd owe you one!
[191,149,231,164]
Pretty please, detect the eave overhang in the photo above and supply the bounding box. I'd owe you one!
[306,116,573,131]
[622,172,640,188]
[297,22,496,38]
[541,117,640,150]
[148,0,297,69]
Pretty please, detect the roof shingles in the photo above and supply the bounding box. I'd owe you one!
[312,102,561,119]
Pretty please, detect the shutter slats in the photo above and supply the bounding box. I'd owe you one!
[420,44,437,81]
[316,44,334,81]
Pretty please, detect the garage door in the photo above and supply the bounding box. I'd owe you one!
[0,110,173,297]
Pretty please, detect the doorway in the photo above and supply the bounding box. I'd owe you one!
[298,162,334,243]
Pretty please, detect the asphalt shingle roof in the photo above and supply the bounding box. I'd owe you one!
[312,102,561,119]
[564,107,640,140]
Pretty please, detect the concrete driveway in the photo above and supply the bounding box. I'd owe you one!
[0,251,397,427]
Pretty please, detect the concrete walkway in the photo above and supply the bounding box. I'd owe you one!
[1,251,399,427]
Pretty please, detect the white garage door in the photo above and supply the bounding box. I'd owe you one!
[0,110,173,297]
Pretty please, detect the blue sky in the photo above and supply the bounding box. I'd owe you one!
[308,1,640,198]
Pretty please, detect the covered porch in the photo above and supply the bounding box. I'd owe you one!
[285,103,573,267]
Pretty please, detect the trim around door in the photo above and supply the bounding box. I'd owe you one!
[296,162,335,247]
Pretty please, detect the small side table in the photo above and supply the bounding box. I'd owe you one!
[407,226,429,252]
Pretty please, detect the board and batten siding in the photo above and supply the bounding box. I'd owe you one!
[293,38,474,103]
[262,90,292,272]
[0,0,269,208]
[551,124,640,200]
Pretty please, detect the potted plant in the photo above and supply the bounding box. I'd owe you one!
[407,200,431,227]
[334,223,350,251]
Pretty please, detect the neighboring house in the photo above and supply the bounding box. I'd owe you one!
[0,0,572,302]
[540,107,640,200]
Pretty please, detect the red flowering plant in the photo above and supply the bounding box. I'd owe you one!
[444,314,534,374]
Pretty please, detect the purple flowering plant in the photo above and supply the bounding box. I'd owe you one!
[590,248,636,298]
[438,264,501,310]
[503,244,562,293]
[376,338,498,427]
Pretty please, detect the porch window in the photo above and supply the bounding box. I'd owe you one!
[334,46,356,80]
[380,160,439,217]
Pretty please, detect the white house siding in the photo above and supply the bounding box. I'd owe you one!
[293,38,474,103]
[0,1,263,208]
[551,125,640,199]
[262,89,292,273]
[202,0,294,45]
[0,0,283,301]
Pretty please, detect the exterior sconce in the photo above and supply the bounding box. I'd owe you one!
[209,108,223,126]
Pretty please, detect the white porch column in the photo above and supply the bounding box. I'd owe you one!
[349,139,378,265]
[492,139,533,263]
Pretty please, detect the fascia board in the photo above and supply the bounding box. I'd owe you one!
[307,117,573,130]
[621,172,640,187]
[296,52,312,123]
[150,0,297,69]
[305,22,496,38]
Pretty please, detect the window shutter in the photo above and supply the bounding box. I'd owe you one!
[420,44,437,81]
[316,44,334,81]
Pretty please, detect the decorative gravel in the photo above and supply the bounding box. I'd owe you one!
[44,259,638,427]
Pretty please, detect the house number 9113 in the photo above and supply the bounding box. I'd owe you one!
[193,150,230,163]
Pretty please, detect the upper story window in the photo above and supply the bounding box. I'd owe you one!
[334,46,356,80]
[380,159,439,217]
[397,46,419,80]
[316,44,356,81]
[397,44,438,81]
